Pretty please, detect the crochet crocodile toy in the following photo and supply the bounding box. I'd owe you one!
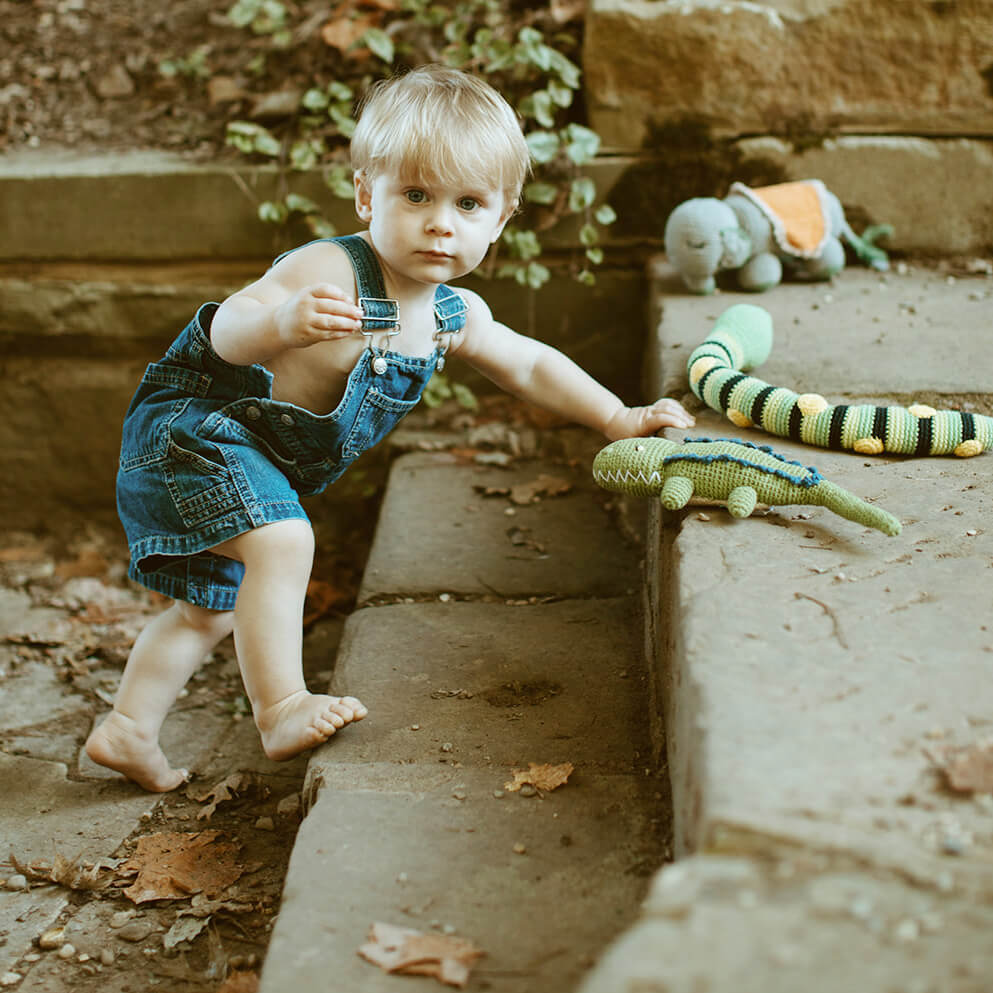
[688,304,993,458]
[593,436,902,536]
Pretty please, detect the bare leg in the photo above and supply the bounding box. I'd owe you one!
[211,519,367,761]
[85,601,234,792]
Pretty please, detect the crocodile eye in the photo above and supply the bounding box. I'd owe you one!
[635,444,645,452]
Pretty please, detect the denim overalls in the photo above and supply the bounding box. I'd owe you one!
[117,235,466,610]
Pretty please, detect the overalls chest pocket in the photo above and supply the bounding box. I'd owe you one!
[340,387,420,461]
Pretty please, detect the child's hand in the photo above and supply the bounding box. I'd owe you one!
[275,283,364,349]
[605,398,695,440]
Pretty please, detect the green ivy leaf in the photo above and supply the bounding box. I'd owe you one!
[585,246,604,265]
[579,222,598,247]
[568,177,596,213]
[362,27,395,63]
[524,182,558,205]
[226,121,281,157]
[258,200,288,224]
[452,382,479,410]
[289,139,323,171]
[562,123,600,165]
[525,130,560,164]
[327,81,352,102]
[594,203,617,226]
[521,90,555,128]
[502,227,542,261]
[526,261,551,289]
[577,269,596,287]
[548,79,573,108]
[306,215,338,238]
[323,164,355,199]
[285,192,320,214]
[302,88,329,111]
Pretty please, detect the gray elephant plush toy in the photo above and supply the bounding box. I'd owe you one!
[663,179,891,294]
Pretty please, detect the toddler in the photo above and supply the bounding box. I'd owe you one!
[86,64,694,792]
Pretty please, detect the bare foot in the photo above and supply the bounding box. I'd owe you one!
[255,690,368,762]
[85,711,189,793]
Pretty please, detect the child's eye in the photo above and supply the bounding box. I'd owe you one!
[458,197,479,212]
[405,189,427,204]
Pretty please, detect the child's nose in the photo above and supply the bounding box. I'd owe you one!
[425,206,455,235]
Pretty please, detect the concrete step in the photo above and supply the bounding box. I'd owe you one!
[259,454,669,992]
[579,261,993,990]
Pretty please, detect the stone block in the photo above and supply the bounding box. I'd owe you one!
[584,0,993,149]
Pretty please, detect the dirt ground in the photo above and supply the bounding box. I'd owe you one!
[0,511,367,993]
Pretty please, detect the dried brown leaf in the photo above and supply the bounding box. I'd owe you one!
[358,922,484,989]
[217,972,260,993]
[550,0,586,24]
[320,12,378,52]
[509,474,573,505]
[504,762,574,793]
[8,851,109,891]
[188,771,267,821]
[929,739,993,793]
[119,831,244,904]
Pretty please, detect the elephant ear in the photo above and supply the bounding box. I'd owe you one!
[719,225,752,268]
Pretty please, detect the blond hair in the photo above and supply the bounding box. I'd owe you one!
[350,65,531,206]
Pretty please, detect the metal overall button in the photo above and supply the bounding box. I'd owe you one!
[280,413,295,426]
[245,405,262,420]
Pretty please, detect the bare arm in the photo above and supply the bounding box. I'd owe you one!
[453,291,694,439]
[210,244,364,366]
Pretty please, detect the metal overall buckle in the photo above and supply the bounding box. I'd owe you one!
[359,296,401,375]
[432,296,468,372]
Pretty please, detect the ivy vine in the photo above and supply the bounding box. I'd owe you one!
[199,0,614,291]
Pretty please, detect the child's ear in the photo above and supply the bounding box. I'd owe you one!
[490,200,517,244]
[354,171,373,222]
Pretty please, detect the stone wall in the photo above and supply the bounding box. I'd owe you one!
[583,0,993,255]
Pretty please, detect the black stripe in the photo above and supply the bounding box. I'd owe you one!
[695,365,721,398]
[872,406,888,446]
[718,373,747,412]
[706,340,736,368]
[750,386,775,425]
[828,405,849,450]
[788,402,803,441]
[915,415,933,456]
[960,411,976,440]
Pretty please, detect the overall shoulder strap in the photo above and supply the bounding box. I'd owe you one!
[432,284,468,334]
[333,235,399,333]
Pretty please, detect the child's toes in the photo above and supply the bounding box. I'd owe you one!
[340,696,368,719]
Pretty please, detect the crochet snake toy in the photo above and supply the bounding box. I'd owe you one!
[687,304,993,458]
[593,436,901,536]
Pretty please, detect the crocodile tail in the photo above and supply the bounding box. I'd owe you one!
[814,480,901,536]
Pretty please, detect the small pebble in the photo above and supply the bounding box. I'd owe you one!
[492,790,505,799]
[410,724,421,731]
[894,919,920,942]
[57,944,76,960]
[439,593,452,602]
[451,790,467,801]
[21,955,39,964]
[512,842,527,855]
[440,742,453,753]
[115,921,156,943]
[109,911,135,929]
[519,784,537,798]
[77,953,90,963]
[254,816,275,831]
[1,973,22,988]
[6,875,27,892]
[38,928,65,950]
[99,949,115,966]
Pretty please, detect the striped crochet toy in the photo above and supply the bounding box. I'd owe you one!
[688,304,993,458]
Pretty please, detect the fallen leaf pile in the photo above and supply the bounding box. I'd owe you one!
[929,739,993,793]
[358,922,484,989]
[504,762,574,794]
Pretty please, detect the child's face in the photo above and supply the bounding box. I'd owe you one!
[355,168,512,286]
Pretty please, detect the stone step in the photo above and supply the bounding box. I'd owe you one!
[259,455,670,992]
[578,255,993,990]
